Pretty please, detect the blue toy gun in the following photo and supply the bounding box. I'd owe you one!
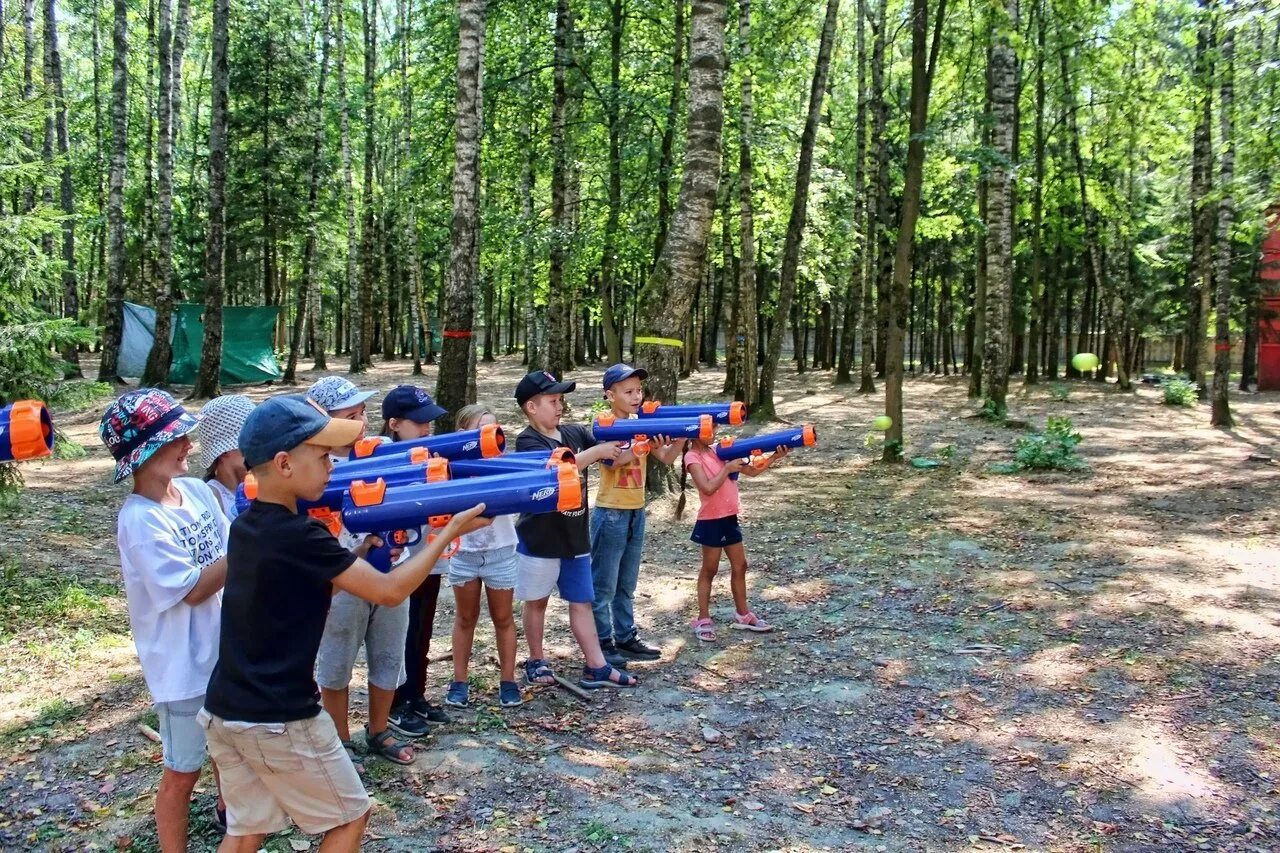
[349,423,504,463]
[713,424,816,479]
[639,400,747,426]
[342,458,583,557]
[447,448,575,478]
[592,413,715,456]
[0,400,54,463]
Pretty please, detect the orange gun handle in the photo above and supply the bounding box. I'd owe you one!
[631,438,652,457]
[427,531,461,559]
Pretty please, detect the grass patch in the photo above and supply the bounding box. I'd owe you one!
[0,697,85,746]
[0,558,123,639]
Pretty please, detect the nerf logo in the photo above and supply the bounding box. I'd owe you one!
[532,486,555,502]
[462,440,478,451]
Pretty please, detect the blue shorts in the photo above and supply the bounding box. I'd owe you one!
[155,695,208,773]
[691,515,743,548]
[515,545,594,603]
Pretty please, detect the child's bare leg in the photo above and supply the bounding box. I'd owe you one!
[155,768,199,852]
[486,586,518,682]
[569,601,607,669]
[522,596,549,661]
[725,542,750,615]
[451,580,483,683]
[320,687,350,742]
[697,546,722,620]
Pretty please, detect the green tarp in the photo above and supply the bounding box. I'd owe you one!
[120,302,281,384]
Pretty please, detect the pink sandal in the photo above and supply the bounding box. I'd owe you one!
[690,617,716,642]
[731,611,774,633]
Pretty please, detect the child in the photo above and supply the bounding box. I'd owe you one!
[379,385,454,732]
[194,394,256,520]
[590,364,682,667]
[513,370,638,690]
[681,435,790,641]
[99,388,228,850]
[200,394,486,850]
[306,376,427,763]
[444,403,522,708]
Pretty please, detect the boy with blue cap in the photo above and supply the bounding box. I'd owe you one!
[590,364,682,666]
[200,394,486,850]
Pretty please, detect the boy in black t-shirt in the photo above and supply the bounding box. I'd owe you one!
[512,371,639,690]
[200,395,486,851]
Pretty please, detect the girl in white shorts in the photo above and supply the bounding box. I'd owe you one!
[444,404,523,708]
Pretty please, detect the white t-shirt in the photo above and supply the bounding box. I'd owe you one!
[116,477,230,703]
[458,514,518,553]
[206,478,238,520]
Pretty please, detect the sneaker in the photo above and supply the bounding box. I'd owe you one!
[386,704,430,738]
[599,642,628,670]
[409,696,452,724]
[499,680,524,707]
[615,636,662,660]
[213,805,227,833]
[731,610,774,633]
[445,680,470,708]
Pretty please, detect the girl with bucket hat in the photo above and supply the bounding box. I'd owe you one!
[99,388,230,846]
[193,394,256,520]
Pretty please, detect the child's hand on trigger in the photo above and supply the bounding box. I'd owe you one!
[726,458,750,475]
[772,445,791,460]
[353,534,382,559]
[599,441,624,462]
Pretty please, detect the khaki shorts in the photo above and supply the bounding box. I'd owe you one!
[198,708,370,836]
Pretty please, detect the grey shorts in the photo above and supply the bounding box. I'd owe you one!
[316,590,409,691]
[155,695,208,773]
[448,545,517,590]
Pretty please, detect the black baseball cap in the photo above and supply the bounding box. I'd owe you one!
[381,385,447,424]
[515,371,577,406]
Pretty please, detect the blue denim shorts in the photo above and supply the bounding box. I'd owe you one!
[691,515,743,547]
[448,545,518,590]
[155,695,209,773]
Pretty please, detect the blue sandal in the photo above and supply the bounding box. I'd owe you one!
[523,658,556,686]
[579,664,639,690]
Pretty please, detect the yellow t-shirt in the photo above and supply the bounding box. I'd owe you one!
[594,454,646,509]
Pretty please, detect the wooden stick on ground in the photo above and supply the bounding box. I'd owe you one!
[553,674,593,701]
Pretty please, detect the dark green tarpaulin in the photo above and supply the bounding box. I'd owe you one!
[121,302,280,384]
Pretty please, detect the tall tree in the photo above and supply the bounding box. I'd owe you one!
[861,0,889,395]
[97,0,128,382]
[883,0,946,459]
[142,0,179,386]
[981,0,1016,416]
[755,0,839,419]
[653,0,687,263]
[399,0,423,376]
[545,0,573,377]
[21,0,35,214]
[191,0,229,398]
[598,0,624,366]
[1189,0,1214,393]
[634,0,727,406]
[1023,0,1046,387]
[44,0,79,377]
[1211,10,1234,427]
[836,0,868,386]
[339,0,359,365]
[724,0,758,405]
[355,0,377,372]
[437,0,488,431]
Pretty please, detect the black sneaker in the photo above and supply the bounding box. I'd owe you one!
[616,636,662,660]
[410,696,452,725]
[599,642,628,669]
[387,703,430,738]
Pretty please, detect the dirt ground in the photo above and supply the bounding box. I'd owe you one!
[1,354,1277,852]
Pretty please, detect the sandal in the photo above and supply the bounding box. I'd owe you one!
[579,664,639,690]
[499,680,524,708]
[340,739,366,775]
[731,610,774,633]
[691,617,716,642]
[523,658,557,686]
[365,727,415,765]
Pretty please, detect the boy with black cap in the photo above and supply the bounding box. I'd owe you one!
[200,395,486,851]
[512,371,639,690]
[590,363,682,666]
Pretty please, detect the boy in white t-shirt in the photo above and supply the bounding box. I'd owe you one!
[99,388,230,850]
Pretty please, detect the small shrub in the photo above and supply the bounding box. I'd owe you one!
[1049,383,1070,402]
[1012,416,1084,471]
[978,397,1005,422]
[1163,378,1198,407]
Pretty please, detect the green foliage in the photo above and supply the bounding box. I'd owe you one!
[1012,416,1085,471]
[979,398,1006,423]
[1162,378,1199,407]
[1050,384,1070,402]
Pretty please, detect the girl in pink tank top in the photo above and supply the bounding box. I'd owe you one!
[678,436,791,641]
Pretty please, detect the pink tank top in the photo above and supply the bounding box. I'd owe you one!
[684,445,741,520]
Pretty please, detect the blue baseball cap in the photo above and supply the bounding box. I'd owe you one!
[381,385,447,424]
[239,394,364,468]
[603,363,648,391]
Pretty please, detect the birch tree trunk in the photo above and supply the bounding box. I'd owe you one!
[546,0,573,378]
[1189,0,1213,391]
[21,0,35,214]
[44,0,80,376]
[634,0,727,408]
[755,0,839,419]
[723,0,757,405]
[862,0,889,395]
[190,0,228,398]
[142,0,178,386]
[653,0,686,264]
[355,0,377,372]
[981,0,1016,416]
[400,0,423,375]
[436,0,488,431]
[599,0,624,365]
[97,0,128,382]
[1211,16,1234,427]
[1024,0,1045,386]
[340,0,360,365]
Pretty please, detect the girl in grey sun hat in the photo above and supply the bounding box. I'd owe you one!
[194,394,256,520]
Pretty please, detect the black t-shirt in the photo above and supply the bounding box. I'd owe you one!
[515,423,595,558]
[204,500,357,723]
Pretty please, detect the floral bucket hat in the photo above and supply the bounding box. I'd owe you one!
[99,388,199,483]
